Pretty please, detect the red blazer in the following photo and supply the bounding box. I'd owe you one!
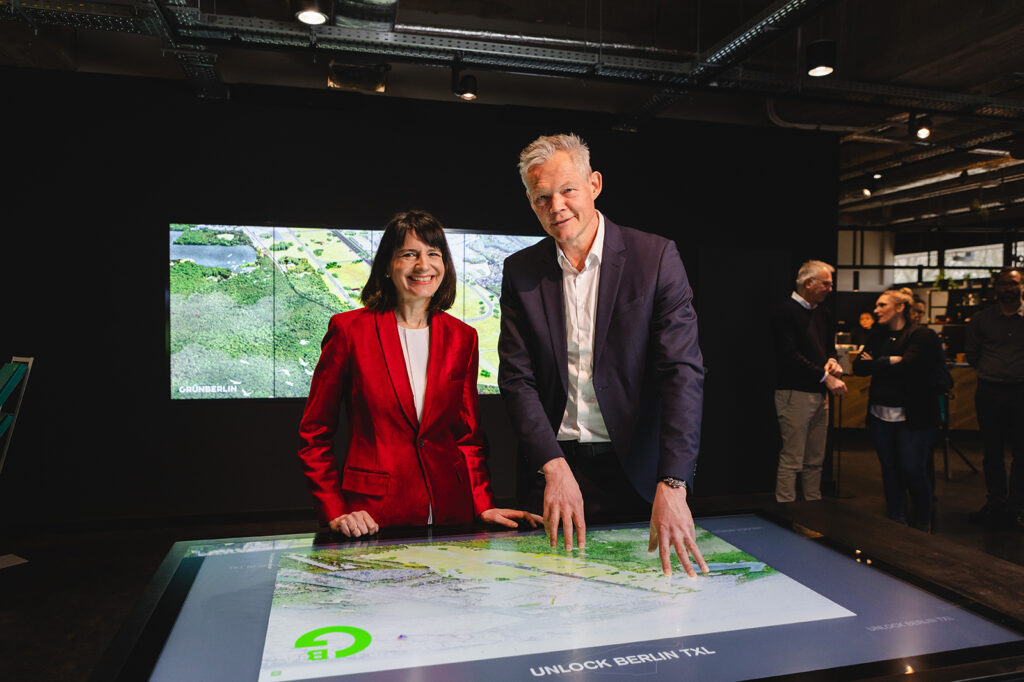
[298,308,496,527]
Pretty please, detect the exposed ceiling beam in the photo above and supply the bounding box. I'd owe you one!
[840,201,1024,232]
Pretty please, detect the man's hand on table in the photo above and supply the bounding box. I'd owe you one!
[648,482,709,577]
[542,457,586,551]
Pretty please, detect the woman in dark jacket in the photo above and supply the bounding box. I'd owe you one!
[853,288,942,530]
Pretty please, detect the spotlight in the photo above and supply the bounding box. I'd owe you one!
[872,172,883,180]
[909,114,932,140]
[917,265,924,285]
[293,0,328,25]
[853,271,860,292]
[861,175,878,197]
[457,75,477,101]
[451,58,477,101]
[806,39,836,77]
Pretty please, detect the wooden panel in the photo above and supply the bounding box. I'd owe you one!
[833,375,870,429]
[947,366,979,431]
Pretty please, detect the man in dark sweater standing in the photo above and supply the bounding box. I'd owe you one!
[966,266,1024,530]
[772,260,847,502]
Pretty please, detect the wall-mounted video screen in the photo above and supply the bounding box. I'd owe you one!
[169,224,543,399]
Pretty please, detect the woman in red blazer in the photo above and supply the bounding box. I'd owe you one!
[298,211,540,537]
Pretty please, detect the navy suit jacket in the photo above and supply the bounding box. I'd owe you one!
[498,217,704,501]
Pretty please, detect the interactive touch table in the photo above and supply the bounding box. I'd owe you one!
[105,514,1024,680]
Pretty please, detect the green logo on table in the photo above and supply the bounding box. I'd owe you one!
[295,626,372,661]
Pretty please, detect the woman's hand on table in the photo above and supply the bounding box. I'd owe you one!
[480,508,543,529]
[329,510,379,537]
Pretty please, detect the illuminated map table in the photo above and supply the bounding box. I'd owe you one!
[107,514,1024,680]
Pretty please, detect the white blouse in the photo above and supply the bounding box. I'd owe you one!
[398,324,431,523]
[397,325,430,421]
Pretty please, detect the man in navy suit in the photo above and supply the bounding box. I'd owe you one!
[498,133,707,577]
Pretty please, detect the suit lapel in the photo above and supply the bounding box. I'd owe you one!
[538,244,569,391]
[376,310,419,430]
[594,218,625,370]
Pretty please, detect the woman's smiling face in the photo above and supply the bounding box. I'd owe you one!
[389,230,444,307]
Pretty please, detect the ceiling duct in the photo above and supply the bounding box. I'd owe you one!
[334,0,397,30]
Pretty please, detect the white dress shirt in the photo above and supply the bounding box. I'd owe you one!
[556,212,611,443]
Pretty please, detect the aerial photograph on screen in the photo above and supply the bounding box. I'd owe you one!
[255,526,854,681]
[169,224,542,399]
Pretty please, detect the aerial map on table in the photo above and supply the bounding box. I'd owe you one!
[169,223,541,399]
[256,526,854,680]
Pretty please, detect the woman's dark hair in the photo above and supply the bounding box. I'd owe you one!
[361,210,457,313]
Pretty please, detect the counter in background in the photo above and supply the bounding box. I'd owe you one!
[833,365,978,430]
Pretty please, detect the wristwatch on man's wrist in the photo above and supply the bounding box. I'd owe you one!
[659,476,688,491]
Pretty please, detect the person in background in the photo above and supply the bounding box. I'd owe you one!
[298,210,541,536]
[851,311,875,347]
[965,267,1024,531]
[911,296,929,325]
[854,288,943,530]
[771,260,847,503]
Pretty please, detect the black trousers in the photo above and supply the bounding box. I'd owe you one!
[522,441,652,524]
[974,379,1024,512]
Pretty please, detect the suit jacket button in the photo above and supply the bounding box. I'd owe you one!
[418,438,425,447]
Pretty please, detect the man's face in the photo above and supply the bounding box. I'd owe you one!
[859,312,874,330]
[525,150,602,251]
[996,271,1023,305]
[804,270,834,305]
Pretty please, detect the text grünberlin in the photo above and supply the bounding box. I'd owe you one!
[178,384,238,394]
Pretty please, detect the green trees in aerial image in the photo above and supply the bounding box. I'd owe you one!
[171,253,351,398]
[172,226,254,247]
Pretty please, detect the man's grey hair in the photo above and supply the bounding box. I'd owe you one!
[795,260,835,289]
[518,133,593,189]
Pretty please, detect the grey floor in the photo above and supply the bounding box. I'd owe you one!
[832,430,1023,567]
[1,434,1021,681]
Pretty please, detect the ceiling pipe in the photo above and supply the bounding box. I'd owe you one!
[766,98,892,136]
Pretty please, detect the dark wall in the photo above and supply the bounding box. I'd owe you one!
[0,66,837,526]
